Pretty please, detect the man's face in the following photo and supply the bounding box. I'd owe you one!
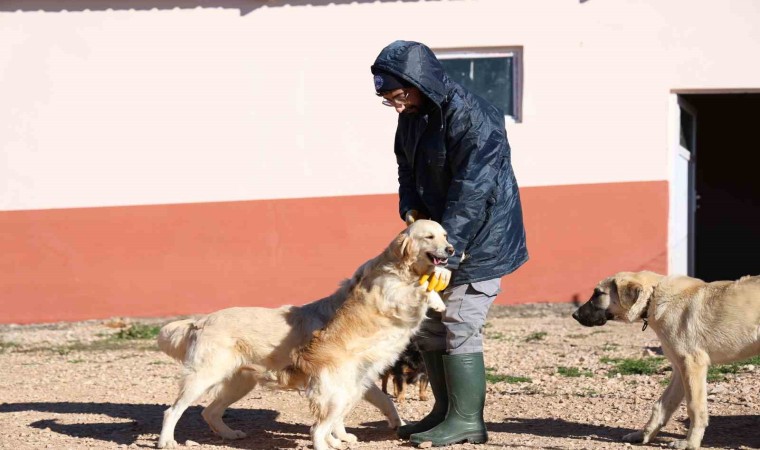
[380,88,424,114]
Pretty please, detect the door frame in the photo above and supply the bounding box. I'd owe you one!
[667,93,697,276]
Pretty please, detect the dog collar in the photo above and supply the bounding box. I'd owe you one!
[640,276,668,331]
[640,299,651,331]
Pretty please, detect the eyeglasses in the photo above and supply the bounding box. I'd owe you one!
[378,91,410,107]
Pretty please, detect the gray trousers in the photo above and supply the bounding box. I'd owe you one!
[412,278,501,355]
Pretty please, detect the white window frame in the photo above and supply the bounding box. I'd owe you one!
[434,47,523,123]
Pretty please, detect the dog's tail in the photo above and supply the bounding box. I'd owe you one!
[276,366,310,390]
[273,335,324,390]
[157,319,195,362]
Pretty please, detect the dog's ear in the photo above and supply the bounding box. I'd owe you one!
[615,278,654,323]
[391,231,414,261]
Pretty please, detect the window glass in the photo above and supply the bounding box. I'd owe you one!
[439,57,514,117]
[436,49,521,121]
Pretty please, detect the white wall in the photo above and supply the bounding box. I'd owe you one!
[2,0,760,211]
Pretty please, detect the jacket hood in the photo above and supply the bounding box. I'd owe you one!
[371,40,448,106]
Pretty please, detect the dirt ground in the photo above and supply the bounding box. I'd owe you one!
[1,303,758,450]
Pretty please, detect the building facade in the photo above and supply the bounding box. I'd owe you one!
[2,0,759,323]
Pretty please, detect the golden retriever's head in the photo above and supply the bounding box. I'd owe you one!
[572,271,665,326]
[390,220,454,275]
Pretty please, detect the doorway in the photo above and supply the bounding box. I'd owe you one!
[675,93,760,281]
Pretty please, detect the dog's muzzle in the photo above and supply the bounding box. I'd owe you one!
[572,302,613,327]
[427,246,455,267]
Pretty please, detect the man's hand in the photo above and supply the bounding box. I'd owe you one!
[404,210,419,225]
[419,266,452,292]
[404,209,429,226]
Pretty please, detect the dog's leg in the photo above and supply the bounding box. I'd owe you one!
[381,373,389,394]
[623,367,684,444]
[395,375,407,403]
[331,388,361,445]
[158,370,225,448]
[362,384,404,429]
[418,374,429,401]
[311,388,350,450]
[670,354,709,449]
[201,371,257,440]
[331,419,358,444]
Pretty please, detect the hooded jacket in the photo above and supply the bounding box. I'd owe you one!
[372,40,528,285]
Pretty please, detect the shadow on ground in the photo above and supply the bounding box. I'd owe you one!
[2,402,757,448]
[491,416,760,449]
[0,402,386,448]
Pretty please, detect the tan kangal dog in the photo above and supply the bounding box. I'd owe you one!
[278,220,452,450]
[156,220,452,449]
[573,271,760,449]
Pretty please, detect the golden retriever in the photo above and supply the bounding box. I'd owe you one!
[156,219,451,449]
[573,271,760,449]
[278,219,451,450]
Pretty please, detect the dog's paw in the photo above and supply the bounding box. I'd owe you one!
[427,291,446,312]
[621,431,646,443]
[313,440,331,450]
[339,433,358,443]
[668,439,698,449]
[388,417,405,430]
[156,438,177,449]
[219,429,247,440]
[326,434,345,449]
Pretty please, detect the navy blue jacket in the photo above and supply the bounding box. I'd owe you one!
[372,41,528,285]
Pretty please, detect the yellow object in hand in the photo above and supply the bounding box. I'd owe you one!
[427,274,440,292]
[419,273,448,292]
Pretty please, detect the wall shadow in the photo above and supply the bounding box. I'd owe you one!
[0,0,443,16]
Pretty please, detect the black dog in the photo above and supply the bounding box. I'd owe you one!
[380,343,429,402]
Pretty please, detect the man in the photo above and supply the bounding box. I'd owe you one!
[371,40,528,446]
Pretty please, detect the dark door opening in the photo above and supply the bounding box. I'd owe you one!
[680,93,760,281]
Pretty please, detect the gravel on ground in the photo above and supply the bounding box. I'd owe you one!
[1,303,758,450]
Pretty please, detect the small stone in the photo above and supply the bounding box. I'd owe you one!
[185,440,200,447]
[418,442,433,448]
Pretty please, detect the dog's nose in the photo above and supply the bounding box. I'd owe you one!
[572,310,580,321]
[446,246,454,255]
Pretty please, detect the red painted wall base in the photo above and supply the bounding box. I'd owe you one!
[0,181,667,324]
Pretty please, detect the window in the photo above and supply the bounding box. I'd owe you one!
[435,47,523,122]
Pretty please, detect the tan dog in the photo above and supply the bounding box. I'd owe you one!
[573,271,760,449]
[156,220,451,449]
[279,220,452,450]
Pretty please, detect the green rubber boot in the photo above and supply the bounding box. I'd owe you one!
[396,350,448,439]
[409,352,488,446]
